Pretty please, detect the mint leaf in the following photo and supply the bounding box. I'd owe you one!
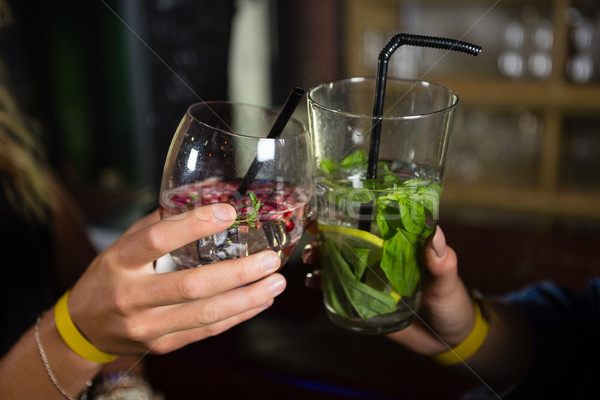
[380,230,420,296]
[383,164,403,186]
[340,150,367,169]
[360,178,381,190]
[348,188,375,203]
[376,199,403,240]
[340,246,370,280]
[324,242,396,319]
[320,158,338,175]
[419,183,441,220]
[322,247,354,318]
[232,191,262,228]
[398,197,425,234]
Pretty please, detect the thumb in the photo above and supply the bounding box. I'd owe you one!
[423,226,461,299]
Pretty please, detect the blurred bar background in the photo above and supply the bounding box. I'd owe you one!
[3,0,599,398]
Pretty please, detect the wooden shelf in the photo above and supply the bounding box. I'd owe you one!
[343,0,600,220]
[430,78,600,112]
[442,183,600,220]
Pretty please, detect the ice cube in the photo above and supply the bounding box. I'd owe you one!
[198,231,227,262]
[214,226,248,260]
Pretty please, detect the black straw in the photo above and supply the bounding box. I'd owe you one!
[358,33,481,232]
[237,87,305,196]
[367,33,481,179]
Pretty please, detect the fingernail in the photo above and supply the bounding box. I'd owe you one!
[304,269,322,290]
[301,243,313,264]
[259,252,280,274]
[211,204,235,222]
[432,225,447,259]
[269,275,286,296]
[258,298,274,311]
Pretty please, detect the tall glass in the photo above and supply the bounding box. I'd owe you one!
[159,102,312,269]
[308,77,458,334]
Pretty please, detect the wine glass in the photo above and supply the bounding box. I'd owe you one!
[159,101,312,270]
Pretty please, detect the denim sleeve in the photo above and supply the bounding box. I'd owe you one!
[501,278,600,399]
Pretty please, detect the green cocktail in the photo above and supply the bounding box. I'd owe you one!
[316,151,440,333]
[308,77,458,333]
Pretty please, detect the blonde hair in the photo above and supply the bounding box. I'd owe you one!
[0,0,55,222]
[0,76,55,222]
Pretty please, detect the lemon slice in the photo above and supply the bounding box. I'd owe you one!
[317,223,384,248]
[318,223,384,278]
[389,289,402,303]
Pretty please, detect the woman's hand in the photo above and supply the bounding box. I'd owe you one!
[389,226,534,389]
[68,203,286,356]
[385,226,474,355]
[301,224,474,355]
[302,224,533,391]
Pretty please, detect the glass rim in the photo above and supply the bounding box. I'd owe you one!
[186,100,308,140]
[307,77,459,120]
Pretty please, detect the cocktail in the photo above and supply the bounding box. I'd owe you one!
[159,100,312,269]
[308,33,480,334]
[308,77,458,334]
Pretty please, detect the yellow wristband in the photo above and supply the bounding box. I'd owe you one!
[431,295,490,366]
[54,289,118,364]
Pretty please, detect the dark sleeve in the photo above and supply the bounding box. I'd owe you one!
[502,278,600,399]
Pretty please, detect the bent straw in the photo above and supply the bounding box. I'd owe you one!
[358,33,481,232]
[237,87,305,196]
[367,33,481,179]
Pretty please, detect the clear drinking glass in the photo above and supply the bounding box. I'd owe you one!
[308,77,458,334]
[159,101,312,269]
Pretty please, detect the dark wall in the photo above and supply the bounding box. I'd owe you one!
[272,0,343,104]
[4,0,234,191]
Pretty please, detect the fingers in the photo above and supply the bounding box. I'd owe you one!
[143,250,282,308]
[301,239,319,265]
[386,226,470,354]
[147,299,276,354]
[116,271,286,353]
[112,204,236,268]
[72,250,284,355]
[423,225,460,298]
[304,220,318,235]
[155,272,286,334]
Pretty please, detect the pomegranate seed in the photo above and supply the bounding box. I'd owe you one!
[284,218,295,232]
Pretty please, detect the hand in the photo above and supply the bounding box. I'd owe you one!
[67,204,286,356]
[301,224,475,355]
[385,226,474,355]
[389,226,534,390]
[301,224,533,391]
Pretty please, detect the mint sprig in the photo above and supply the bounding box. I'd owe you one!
[319,150,441,318]
[232,191,262,228]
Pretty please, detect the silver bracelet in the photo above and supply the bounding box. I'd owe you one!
[35,315,92,400]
